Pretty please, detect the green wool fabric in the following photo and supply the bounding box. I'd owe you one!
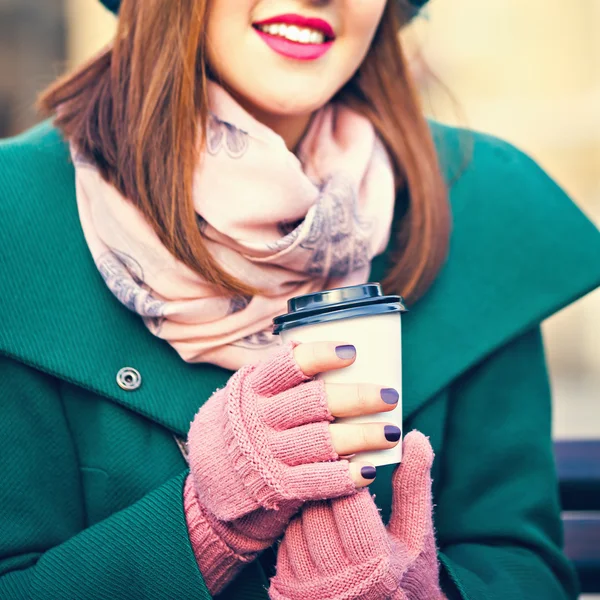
[0,120,599,599]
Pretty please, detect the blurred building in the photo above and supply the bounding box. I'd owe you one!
[0,0,65,137]
[402,0,600,438]
[1,0,598,439]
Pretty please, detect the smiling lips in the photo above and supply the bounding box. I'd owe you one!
[252,14,335,61]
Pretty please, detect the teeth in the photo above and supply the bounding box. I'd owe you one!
[298,29,311,43]
[258,23,326,45]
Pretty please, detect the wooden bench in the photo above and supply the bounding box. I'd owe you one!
[555,440,600,594]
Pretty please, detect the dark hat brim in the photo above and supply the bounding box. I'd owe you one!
[99,0,121,14]
[99,0,430,17]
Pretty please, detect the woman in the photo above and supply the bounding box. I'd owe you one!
[0,0,598,598]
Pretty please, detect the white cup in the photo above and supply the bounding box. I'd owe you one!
[273,283,406,467]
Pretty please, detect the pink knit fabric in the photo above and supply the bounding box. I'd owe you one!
[269,431,446,600]
[184,475,251,593]
[184,342,358,594]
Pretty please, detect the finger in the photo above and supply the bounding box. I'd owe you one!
[300,502,347,575]
[258,379,332,430]
[249,342,310,396]
[269,421,337,466]
[329,422,402,456]
[282,459,376,502]
[326,383,399,418]
[331,489,392,562]
[273,535,294,580]
[349,462,378,487]
[281,516,314,580]
[388,431,435,553]
[293,341,356,377]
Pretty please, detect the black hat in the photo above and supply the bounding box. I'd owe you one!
[100,0,429,16]
[99,0,121,13]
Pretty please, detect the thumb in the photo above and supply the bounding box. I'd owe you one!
[387,430,435,558]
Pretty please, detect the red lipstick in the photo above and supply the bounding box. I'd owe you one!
[252,13,336,62]
[253,14,336,40]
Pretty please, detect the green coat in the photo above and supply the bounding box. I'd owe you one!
[0,120,599,600]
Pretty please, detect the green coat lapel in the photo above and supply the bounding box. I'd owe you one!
[1,121,599,437]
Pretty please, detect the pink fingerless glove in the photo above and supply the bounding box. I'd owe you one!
[269,431,446,600]
[184,343,358,594]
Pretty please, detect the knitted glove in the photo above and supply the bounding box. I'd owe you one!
[269,431,445,600]
[184,343,358,593]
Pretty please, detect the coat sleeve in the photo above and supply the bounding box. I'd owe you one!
[0,355,212,600]
[434,326,579,600]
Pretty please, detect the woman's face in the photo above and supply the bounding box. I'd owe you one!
[205,0,387,137]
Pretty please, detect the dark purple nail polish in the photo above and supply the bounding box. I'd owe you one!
[361,466,376,480]
[380,388,399,405]
[335,345,356,360]
[384,425,402,442]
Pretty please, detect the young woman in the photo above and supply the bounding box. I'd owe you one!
[0,0,599,598]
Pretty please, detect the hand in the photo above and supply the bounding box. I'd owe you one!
[184,341,402,593]
[268,431,445,600]
[188,341,402,522]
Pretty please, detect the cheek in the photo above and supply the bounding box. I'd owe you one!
[344,2,387,57]
[205,0,256,71]
[328,2,386,84]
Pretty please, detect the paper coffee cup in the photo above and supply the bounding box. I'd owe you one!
[273,283,406,467]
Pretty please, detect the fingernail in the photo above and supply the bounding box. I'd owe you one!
[384,425,402,442]
[360,466,377,480]
[335,345,356,360]
[380,388,399,405]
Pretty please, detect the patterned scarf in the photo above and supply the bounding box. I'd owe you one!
[73,81,395,370]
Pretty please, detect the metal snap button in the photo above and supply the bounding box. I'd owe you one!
[116,367,142,391]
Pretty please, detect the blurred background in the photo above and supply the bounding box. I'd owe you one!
[403,0,600,446]
[0,1,598,592]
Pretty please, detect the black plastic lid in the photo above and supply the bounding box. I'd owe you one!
[272,283,406,335]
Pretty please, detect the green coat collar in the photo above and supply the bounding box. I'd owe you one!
[1,121,599,435]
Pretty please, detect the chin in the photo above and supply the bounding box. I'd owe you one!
[245,85,333,117]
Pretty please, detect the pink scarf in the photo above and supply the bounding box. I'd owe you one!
[73,82,395,370]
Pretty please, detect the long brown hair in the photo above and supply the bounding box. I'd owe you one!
[39,0,450,305]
